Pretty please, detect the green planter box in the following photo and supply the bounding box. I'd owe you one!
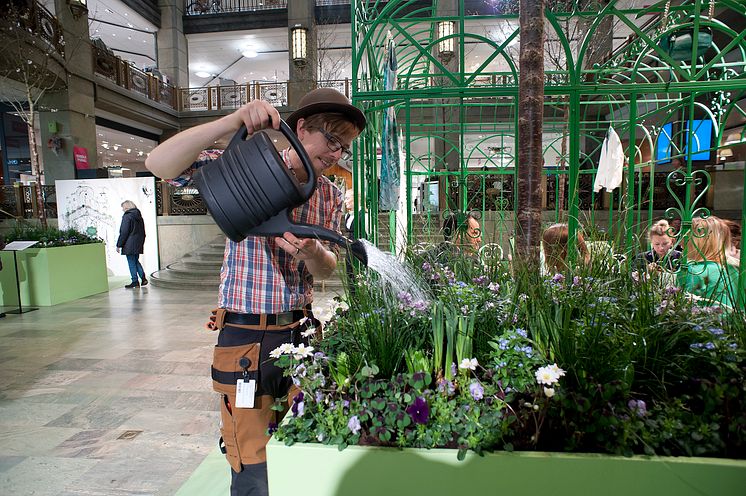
[0,243,108,307]
[266,438,746,496]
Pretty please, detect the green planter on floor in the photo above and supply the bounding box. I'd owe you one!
[0,243,108,307]
[266,438,746,496]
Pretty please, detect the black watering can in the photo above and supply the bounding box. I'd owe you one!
[193,120,368,265]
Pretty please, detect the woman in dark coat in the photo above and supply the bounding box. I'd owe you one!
[116,200,147,288]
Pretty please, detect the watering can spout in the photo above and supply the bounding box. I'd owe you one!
[244,209,369,266]
[347,239,368,266]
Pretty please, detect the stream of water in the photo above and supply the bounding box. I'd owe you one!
[355,239,430,303]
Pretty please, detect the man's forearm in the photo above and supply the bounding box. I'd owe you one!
[145,115,238,179]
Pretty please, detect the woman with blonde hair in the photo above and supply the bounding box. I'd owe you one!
[541,223,590,274]
[635,219,681,271]
[679,216,741,309]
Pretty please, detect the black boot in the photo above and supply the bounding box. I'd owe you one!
[125,281,140,289]
[141,277,148,286]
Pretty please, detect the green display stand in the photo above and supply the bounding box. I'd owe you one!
[266,438,746,496]
[0,243,108,307]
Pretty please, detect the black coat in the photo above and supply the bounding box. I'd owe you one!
[117,208,146,255]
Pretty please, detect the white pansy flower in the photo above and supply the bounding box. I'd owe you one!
[270,342,294,358]
[535,365,562,385]
[458,358,479,371]
[301,327,317,338]
[548,363,566,378]
[269,347,283,359]
[292,343,315,359]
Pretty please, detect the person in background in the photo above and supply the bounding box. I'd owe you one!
[421,211,483,273]
[443,211,482,255]
[344,189,357,237]
[679,216,742,309]
[635,219,681,271]
[145,87,366,496]
[541,223,590,274]
[116,200,147,289]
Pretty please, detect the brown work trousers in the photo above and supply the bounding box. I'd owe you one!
[209,308,317,472]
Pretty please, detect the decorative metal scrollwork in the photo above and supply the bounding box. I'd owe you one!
[131,73,148,93]
[663,168,711,257]
[39,16,55,40]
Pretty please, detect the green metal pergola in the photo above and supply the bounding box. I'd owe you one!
[349,0,746,299]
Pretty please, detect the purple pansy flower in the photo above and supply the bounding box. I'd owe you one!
[347,415,361,435]
[627,399,647,417]
[469,381,484,401]
[291,391,305,417]
[405,396,430,424]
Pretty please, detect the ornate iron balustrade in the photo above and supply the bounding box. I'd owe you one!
[156,182,208,216]
[92,45,177,109]
[0,185,57,220]
[184,0,287,15]
[179,82,287,110]
[30,2,64,56]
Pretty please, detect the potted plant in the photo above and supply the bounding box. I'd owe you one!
[266,248,746,495]
[0,225,108,306]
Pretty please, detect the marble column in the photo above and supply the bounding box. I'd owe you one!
[287,0,317,111]
[39,0,98,183]
[157,0,189,88]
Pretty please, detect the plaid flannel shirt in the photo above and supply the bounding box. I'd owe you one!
[168,148,344,314]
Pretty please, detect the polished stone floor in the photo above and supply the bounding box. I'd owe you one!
[0,282,342,496]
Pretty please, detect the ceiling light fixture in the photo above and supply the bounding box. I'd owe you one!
[195,71,212,78]
[242,49,258,58]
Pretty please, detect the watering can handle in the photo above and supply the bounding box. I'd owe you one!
[280,120,317,199]
[226,120,317,200]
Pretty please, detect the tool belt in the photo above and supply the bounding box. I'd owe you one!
[206,304,313,331]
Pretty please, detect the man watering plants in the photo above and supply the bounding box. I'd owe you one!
[146,88,366,495]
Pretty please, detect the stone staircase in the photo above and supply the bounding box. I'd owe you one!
[150,237,225,290]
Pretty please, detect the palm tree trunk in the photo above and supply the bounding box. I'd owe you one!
[516,0,545,263]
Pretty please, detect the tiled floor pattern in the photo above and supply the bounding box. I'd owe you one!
[0,283,343,495]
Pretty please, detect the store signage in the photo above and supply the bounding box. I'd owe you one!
[73,146,89,170]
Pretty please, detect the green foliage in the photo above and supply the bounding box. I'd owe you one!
[5,225,102,247]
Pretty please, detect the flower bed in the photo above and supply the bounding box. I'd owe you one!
[268,249,745,486]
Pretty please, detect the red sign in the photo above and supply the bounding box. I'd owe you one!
[73,146,89,170]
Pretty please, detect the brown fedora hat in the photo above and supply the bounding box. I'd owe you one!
[287,88,367,133]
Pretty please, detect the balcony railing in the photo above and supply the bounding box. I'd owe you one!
[178,79,351,111]
[0,183,206,218]
[0,184,57,220]
[182,0,356,15]
[93,45,178,109]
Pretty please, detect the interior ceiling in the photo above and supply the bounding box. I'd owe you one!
[96,125,156,169]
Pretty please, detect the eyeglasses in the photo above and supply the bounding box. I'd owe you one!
[313,127,352,161]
